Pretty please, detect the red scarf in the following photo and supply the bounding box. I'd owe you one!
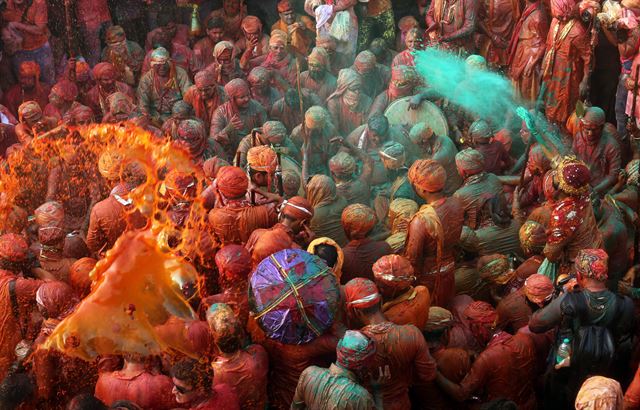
[506,2,541,66]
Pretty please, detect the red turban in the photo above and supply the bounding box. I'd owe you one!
[455,148,485,176]
[38,226,66,247]
[519,221,547,255]
[524,274,554,306]
[0,233,28,262]
[551,0,575,18]
[215,244,252,282]
[251,227,294,265]
[281,196,314,220]
[336,330,376,371]
[372,255,416,290]
[342,204,377,239]
[216,166,248,199]
[93,62,117,80]
[51,79,79,102]
[277,0,293,12]
[575,248,608,281]
[247,145,277,173]
[464,301,497,324]
[19,61,40,78]
[36,281,77,319]
[35,201,65,228]
[202,157,229,180]
[408,159,446,193]
[70,257,97,297]
[224,78,250,99]
[556,156,591,196]
[241,16,262,33]
[344,278,381,309]
[354,51,377,73]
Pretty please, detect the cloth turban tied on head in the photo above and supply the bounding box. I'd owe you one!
[581,106,606,127]
[408,159,447,193]
[391,64,418,84]
[519,220,547,255]
[203,157,230,180]
[424,307,454,332]
[575,248,609,282]
[556,156,591,196]
[524,274,554,306]
[241,16,262,33]
[379,141,405,170]
[52,79,78,102]
[551,0,576,19]
[280,196,314,220]
[36,281,77,319]
[626,159,639,186]
[456,148,485,176]
[35,201,64,228]
[304,106,327,130]
[477,254,514,285]
[308,47,330,69]
[465,54,487,71]
[329,152,356,176]
[277,0,293,12]
[18,101,42,122]
[575,376,623,410]
[224,78,250,99]
[19,61,40,78]
[306,174,336,208]
[251,227,294,265]
[342,204,377,238]
[150,47,170,65]
[336,330,376,372]
[70,257,97,297]
[93,62,117,80]
[269,29,287,47]
[207,303,243,341]
[398,15,418,32]
[215,244,252,282]
[262,121,287,141]
[344,278,381,309]
[354,50,377,73]
[247,145,277,173]
[464,300,497,325]
[409,122,434,145]
[38,226,66,247]
[0,233,29,262]
[99,150,125,181]
[372,254,415,290]
[329,69,362,101]
[106,26,126,44]
[469,119,492,141]
[214,41,235,59]
[216,166,249,199]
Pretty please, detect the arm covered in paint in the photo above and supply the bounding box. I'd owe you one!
[529,292,565,333]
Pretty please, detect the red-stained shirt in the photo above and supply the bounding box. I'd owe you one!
[382,286,431,330]
[496,289,533,334]
[212,345,269,410]
[2,84,51,118]
[3,0,48,50]
[475,140,512,175]
[76,0,111,27]
[341,238,393,285]
[362,321,437,410]
[190,384,240,410]
[94,370,177,409]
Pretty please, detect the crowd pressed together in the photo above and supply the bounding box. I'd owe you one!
[1,0,640,409]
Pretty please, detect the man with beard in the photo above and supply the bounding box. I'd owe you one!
[43,80,80,124]
[183,70,227,133]
[369,64,423,117]
[327,68,373,136]
[86,63,136,122]
[291,105,339,177]
[137,47,192,124]
[571,106,621,197]
[271,0,315,56]
[101,26,145,87]
[352,50,391,99]
[205,41,245,86]
[211,78,268,163]
[299,47,337,101]
[238,16,271,70]
[193,17,232,73]
[2,61,50,118]
[247,66,282,109]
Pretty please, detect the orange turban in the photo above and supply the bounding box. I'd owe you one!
[35,201,65,228]
[344,278,381,309]
[464,301,497,324]
[202,157,229,180]
[215,244,252,282]
[36,281,77,319]
[70,257,97,298]
[19,61,40,78]
[241,16,262,33]
[523,274,554,306]
[0,233,29,262]
[280,196,314,220]
[372,255,415,290]
[408,159,446,193]
[251,227,294,265]
[93,62,117,80]
[342,204,377,239]
[247,145,277,173]
[277,0,293,12]
[216,166,248,199]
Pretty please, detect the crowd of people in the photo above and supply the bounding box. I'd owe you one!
[1,0,640,409]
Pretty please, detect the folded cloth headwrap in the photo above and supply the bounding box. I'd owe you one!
[342,204,377,238]
[36,281,77,319]
[269,29,287,47]
[575,248,609,281]
[194,70,217,87]
[354,50,377,73]
[51,79,78,102]
[409,122,434,145]
[216,166,249,199]
[424,306,454,332]
[551,0,576,18]
[106,25,126,44]
[70,257,97,297]
[626,159,640,186]
[581,106,606,127]
[215,244,252,282]
[477,254,514,285]
[527,146,552,175]
[306,174,337,208]
[0,233,29,262]
[379,141,405,170]
[469,119,492,141]
[281,196,314,220]
[177,119,207,158]
[251,227,294,265]
[344,278,381,309]
[524,274,554,305]
[247,145,277,172]
[398,15,419,32]
[464,300,497,324]
[38,226,66,247]
[262,120,287,142]
[18,101,42,122]
[19,61,40,78]
[316,35,337,51]
[207,303,243,341]
[556,156,591,196]
[328,68,362,101]
[329,151,356,176]
[224,78,250,99]
[248,66,271,85]
[203,157,230,180]
[408,159,446,193]
[519,221,547,255]
[336,330,376,371]
[35,201,64,228]
[455,148,485,176]
[98,150,125,181]
[241,15,262,33]
[465,54,487,71]
[277,0,293,12]
[304,105,327,129]
[308,47,331,70]
[67,104,94,124]
[150,47,170,65]
[93,62,117,80]
[214,41,235,59]
[315,5,334,28]
[388,198,418,234]
[372,254,415,290]
[575,376,623,410]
